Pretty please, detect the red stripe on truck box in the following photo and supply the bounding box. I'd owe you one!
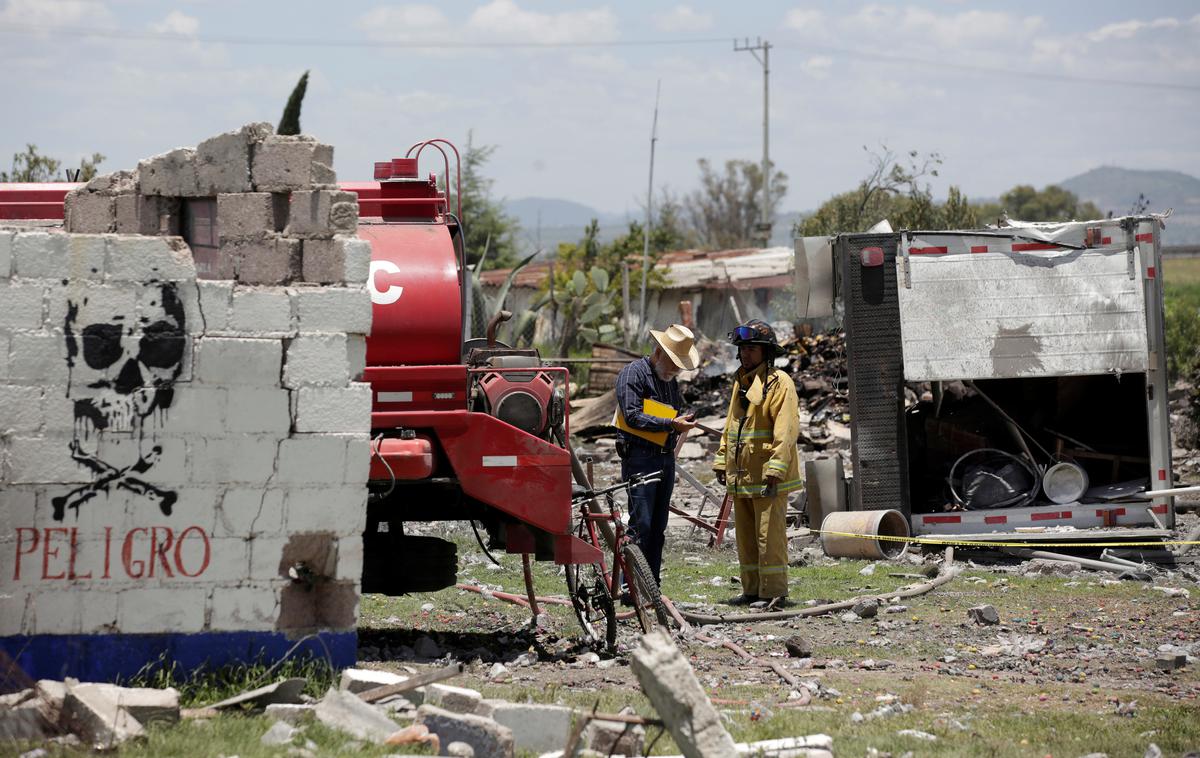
[909,246,948,255]
[1031,511,1070,521]
[1135,233,1154,242]
[1012,243,1060,252]
[984,515,1007,525]
[923,515,962,524]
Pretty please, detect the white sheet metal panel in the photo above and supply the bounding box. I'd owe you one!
[897,248,1148,381]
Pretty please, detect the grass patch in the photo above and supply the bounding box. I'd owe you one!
[122,651,336,708]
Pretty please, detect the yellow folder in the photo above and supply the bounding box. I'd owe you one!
[613,398,678,447]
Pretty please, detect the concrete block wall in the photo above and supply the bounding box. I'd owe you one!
[1,124,374,681]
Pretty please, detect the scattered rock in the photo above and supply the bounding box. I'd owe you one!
[1151,586,1190,598]
[314,688,401,743]
[785,635,814,658]
[1155,654,1187,671]
[447,740,476,757]
[63,683,145,747]
[488,662,511,679]
[897,728,938,741]
[852,598,879,619]
[859,563,877,576]
[425,684,483,714]
[339,668,407,694]
[265,703,316,724]
[968,605,1001,625]
[885,604,908,614]
[261,720,301,746]
[491,702,573,753]
[1145,744,1163,758]
[0,701,52,742]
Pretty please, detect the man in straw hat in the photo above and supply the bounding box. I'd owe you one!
[613,324,699,587]
[713,319,801,608]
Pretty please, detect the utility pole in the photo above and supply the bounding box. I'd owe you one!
[735,37,771,247]
[638,79,661,341]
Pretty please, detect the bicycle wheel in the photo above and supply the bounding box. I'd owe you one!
[621,543,671,632]
[565,560,616,651]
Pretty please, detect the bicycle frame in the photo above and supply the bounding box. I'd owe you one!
[573,471,662,602]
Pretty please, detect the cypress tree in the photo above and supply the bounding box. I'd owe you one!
[277,71,309,136]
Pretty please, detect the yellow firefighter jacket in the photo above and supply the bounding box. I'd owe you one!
[713,362,802,496]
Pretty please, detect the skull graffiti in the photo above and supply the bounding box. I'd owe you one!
[53,282,187,521]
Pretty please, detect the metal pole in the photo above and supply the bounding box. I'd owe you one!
[621,261,630,348]
[735,38,772,247]
[639,80,661,342]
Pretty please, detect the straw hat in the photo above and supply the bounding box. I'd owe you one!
[649,324,700,371]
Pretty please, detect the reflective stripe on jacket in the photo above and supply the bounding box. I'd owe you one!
[712,363,801,496]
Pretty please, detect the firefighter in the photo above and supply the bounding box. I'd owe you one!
[614,323,699,587]
[713,319,801,607]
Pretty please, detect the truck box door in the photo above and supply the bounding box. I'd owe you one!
[896,245,1148,381]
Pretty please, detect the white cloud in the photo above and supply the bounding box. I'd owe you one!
[800,55,832,79]
[653,5,713,33]
[0,0,111,27]
[783,9,824,34]
[1086,14,1196,43]
[466,0,617,44]
[150,10,198,36]
[356,4,452,42]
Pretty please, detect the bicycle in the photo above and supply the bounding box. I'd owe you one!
[565,471,673,650]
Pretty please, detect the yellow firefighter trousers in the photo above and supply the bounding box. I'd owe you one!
[733,493,789,598]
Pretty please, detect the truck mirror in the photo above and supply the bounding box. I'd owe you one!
[794,236,835,318]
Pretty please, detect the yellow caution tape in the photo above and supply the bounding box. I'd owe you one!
[813,529,1200,550]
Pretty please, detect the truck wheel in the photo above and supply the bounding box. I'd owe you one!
[621,543,671,632]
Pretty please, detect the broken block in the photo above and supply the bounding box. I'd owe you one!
[629,629,737,758]
[286,190,358,239]
[968,605,1000,625]
[415,704,514,758]
[78,684,180,726]
[339,668,407,694]
[84,169,138,195]
[424,683,482,714]
[301,236,367,284]
[196,123,272,194]
[64,191,114,234]
[1156,654,1187,671]
[252,136,336,192]
[490,702,573,754]
[0,700,52,741]
[138,147,201,197]
[63,684,145,746]
[217,193,278,239]
[314,688,400,743]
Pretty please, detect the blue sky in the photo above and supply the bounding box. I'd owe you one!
[1,1,1197,215]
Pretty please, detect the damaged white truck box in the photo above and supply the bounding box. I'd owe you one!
[797,215,1174,537]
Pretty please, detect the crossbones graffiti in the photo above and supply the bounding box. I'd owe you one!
[53,282,186,522]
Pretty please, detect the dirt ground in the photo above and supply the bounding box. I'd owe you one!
[355,449,1200,756]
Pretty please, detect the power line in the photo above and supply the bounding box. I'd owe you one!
[3,22,1196,93]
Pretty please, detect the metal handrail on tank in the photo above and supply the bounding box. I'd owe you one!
[406,138,466,345]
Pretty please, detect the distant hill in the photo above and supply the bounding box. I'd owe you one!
[504,197,634,256]
[1060,167,1200,244]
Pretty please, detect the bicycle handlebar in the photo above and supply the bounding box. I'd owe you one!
[572,470,663,504]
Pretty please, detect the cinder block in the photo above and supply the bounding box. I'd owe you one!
[285,486,368,534]
[342,237,371,285]
[13,230,68,279]
[183,535,249,584]
[0,332,10,380]
[0,385,43,434]
[225,387,292,434]
[285,191,358,239]
[117,587,207,633]
[216,488,284,536]
[0,592,28,635]
[125,195,181,236]
[164,386,228,435]
[277,435,347,484]
[292,286,372,334]
[6,435,92,484]
[210,584,279,630]
[195,124,272,195]
[239,237,300,285]
[229,288,293,333]
[247,535,288,581]
[65,235,108,279]
[283,334,350,387]
[32,590,118,635]
[0,282,45,329]
[190,435,280,484]
[197,280,234,331]
[252,136,336,192]
[335,535,363,581]
[193,336,282,386]
[294,384,372,433]
[217,193,276,239]
[301,236,370,285]
[64,191,114,234]
[347,335,366,380]
[0,486,38,536]
[0,228,13,277]
[7,332,69,384]
[84,169,138,196]
[344,436,370,484]
[47,281,138,337]
[138,147,201,197]
[107,235,196,281]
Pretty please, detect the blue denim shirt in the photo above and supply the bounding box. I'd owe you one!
[615,356,683,454]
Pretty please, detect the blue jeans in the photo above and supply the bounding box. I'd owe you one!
[620,450,675,586]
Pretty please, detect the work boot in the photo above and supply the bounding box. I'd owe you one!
[763,596,792,610]
[727,593,759,606]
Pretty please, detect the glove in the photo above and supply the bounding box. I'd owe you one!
[714,470,726,486]
[760,476,779,497]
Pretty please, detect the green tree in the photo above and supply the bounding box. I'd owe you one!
[449,132,520,271]
[974,184,1103,223]
[684,159,788,249]
[277,70,309,136]
[0,144,104,182]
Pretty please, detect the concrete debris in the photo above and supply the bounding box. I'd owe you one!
[62,682,145,747]
[0,700,52,742]
[424,683,483,714]
[629,629,737,757]
[447,741,476,757]
[339,668,407,694]
[1144,744,1163,758]
[732,733,834,757]
[1150,586,1190,598]
[1155,654,1187,671]
[491,702,574,754]
[897,729,938,741]
[885,605,908,614]
[314,688,401,743]
[488,662,511,679]
[415,704,515,758]
[582,713,645,757]
[264,703,316,724]
[73,683,179,726]
[859,563,877,576]
[261,720,301,746]
[210,678,308,710]
[967,605,1001,625]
